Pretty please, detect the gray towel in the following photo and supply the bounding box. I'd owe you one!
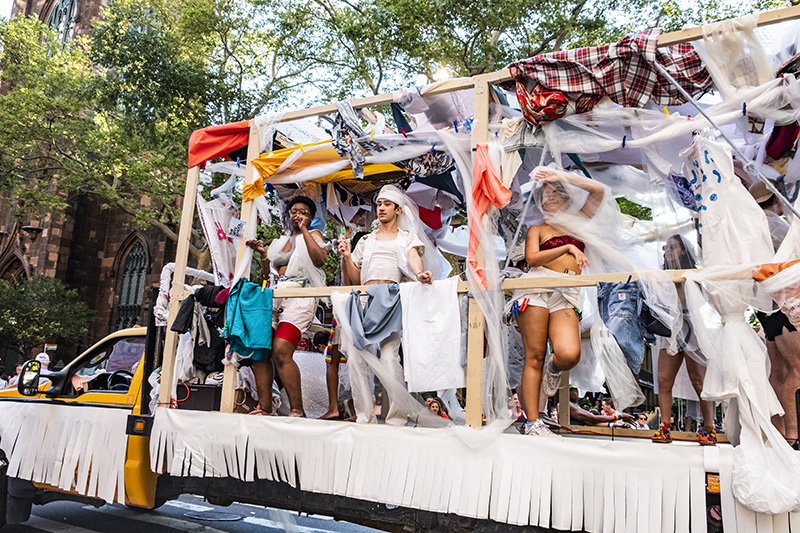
[347,283,402,351]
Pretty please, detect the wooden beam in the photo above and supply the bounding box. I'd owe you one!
[219,122,262,414]
[464,74,491,429]
[657,4,800,47]
[158,165,201,408]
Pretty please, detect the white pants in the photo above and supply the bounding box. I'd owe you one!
[348,331,406,426]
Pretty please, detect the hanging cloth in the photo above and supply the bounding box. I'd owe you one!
[222,278,273,361]
[399,277,464,392]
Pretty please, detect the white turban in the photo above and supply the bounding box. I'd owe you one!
[376,185,406,209]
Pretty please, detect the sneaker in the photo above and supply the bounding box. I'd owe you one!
[538,412,560,429]
[524,419,559,437]
[541,356,562,397]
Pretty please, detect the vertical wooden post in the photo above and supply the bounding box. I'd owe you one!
[158,165,201,408]
[465,74,490,428]
[220,121,261,413]
[558,370,570,429]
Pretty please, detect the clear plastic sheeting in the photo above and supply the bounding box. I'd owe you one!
[589,321,645,412]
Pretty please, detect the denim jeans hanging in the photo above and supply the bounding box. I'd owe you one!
[596,281,652,375]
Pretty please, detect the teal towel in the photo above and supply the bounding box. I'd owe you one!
[223,278,273,360]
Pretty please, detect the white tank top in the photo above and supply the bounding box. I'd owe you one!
[361,237,403,283]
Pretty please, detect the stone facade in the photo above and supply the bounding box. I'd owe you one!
[2,0,179,370]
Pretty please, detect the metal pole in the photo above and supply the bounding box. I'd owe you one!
[652,62,800,220]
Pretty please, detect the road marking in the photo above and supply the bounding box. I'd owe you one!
[163,500,216,512]
[89,504,229,533]
[305,513,334,521]
[243,516,332,533]
[24,516,99,533]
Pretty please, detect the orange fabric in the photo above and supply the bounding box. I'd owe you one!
[753,260,800,281]
[469,144,511,288]
[242,177,266,202]
[188,120,250,168]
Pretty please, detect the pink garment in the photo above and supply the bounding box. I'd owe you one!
[469,144,511,288]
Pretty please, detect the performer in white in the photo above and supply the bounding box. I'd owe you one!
[338,185,433,424]
[246,196,327,416]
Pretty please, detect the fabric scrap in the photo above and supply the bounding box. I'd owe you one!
[346,284,403,351]
[222,278,273,360]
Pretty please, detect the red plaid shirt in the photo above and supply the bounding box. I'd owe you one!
[509,28,712,108]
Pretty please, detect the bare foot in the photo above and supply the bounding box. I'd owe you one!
[319,410,341,420]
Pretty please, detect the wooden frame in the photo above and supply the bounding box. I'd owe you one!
[161,5,796,427]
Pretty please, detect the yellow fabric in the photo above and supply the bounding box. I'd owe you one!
[242,177,266,201]
[251,141,403,185]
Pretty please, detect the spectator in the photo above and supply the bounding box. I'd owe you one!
[428,397,450,420]
[35,352,53,376]
[0,366,6,389]
[634,413,650,430]
[509,392,526,424]
[569,388,634,428]
[8,364,23,386]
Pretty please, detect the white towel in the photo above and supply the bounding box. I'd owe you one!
[400,277,465,392]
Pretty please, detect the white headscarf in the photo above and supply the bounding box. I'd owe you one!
[376,184,451,279]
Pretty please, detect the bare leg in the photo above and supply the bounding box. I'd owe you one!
[517,306,550,422]
[321,346,341,419]
[684,355,714,431]
[547,308,581,372]
[271,337,304,415]
[657,349,685,428]
[766,339,787,436]
[251,358,274,413]
[773,329,800,441]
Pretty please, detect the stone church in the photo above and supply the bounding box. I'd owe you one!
[1,0,177,369]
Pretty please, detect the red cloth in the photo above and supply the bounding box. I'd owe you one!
[508,28,712,123]
[418,205,443,230]
[469,144,511,288]
[766,123,800,160]
[188,120,250,168]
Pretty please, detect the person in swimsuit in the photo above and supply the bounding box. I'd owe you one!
[652,235,716,445]
[513,168,604,437]
[245,196,327,416]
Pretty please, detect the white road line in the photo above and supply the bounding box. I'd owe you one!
[305,513,334,521]
[90,505,229,533]
[162,500,216,512]
[24,516,99,533]
[243,516,332,533]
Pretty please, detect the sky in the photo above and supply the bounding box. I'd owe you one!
[1,0,12,20]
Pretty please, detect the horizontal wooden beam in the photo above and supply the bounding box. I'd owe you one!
[268,267,753,298]
[657,4,800,47]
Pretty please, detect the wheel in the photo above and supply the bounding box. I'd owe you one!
[0,453,8,529]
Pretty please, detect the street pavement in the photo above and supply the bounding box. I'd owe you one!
[2,494,385,533]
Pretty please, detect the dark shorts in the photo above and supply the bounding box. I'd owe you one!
[756,309,797,341]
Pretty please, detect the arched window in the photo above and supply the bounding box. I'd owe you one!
[115,242,147,330]
[46,0,77,44]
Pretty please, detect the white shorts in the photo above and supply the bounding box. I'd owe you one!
[505,268,582,323]
[271,280,317,331]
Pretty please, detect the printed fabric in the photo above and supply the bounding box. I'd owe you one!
[222,278,273,361]
[331,101,385,180]
[508,28,712,124]
[196,192,240,288]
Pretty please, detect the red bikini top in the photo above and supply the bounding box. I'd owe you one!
[539,235,585,252]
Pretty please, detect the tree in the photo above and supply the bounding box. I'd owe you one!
[0,276,95,357]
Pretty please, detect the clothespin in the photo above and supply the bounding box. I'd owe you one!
[299,143,304,153]
[520,298,529,313]
[236,156,241,168]
[370,129,375,141]
[688,115,691,120]
[430,144,436,154]
[624,275,632,288]
[663,107,669,116]
[453,120,459,133]
[742,102,747,116]
[400,128,408,138]
[261,280,267,292]
[622,135,627,149]
[465,118,473,132]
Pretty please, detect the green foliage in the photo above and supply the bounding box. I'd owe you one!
[0,276,95,356]
[616,197,653,221]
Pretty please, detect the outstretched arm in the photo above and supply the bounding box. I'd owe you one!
[409,247,432,284]
[246,239,270,280]
[569,402,634,426]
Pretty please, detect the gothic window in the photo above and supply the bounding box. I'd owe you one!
[115,242,147,330]
[46,0,77,44]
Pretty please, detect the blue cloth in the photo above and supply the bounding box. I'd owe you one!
[346,283,403,351]
[391,102,412,134]
[223,278,273,361]
[596,281,651,375]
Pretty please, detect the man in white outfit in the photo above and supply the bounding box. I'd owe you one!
[338,185,432,425]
